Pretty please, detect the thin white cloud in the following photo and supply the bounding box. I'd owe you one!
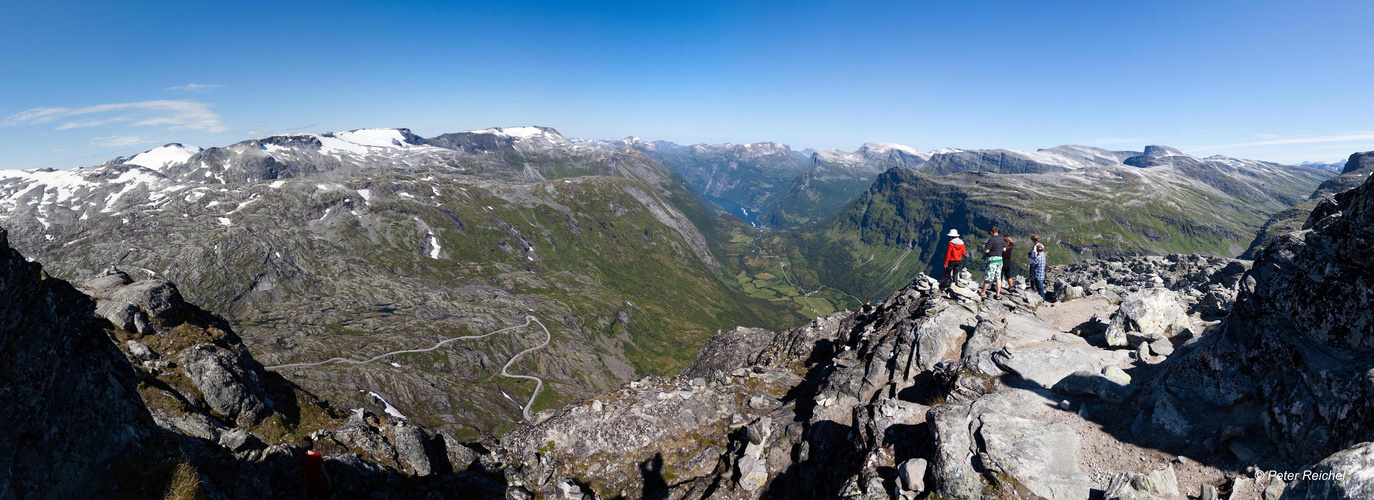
[55,115,136,130]
[90,135,149,147]
[1193,132,1374,151]
[165,83,222,92]
[2,100,227,133]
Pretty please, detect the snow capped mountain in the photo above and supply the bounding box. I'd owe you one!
[457,125,575,148]
[810,142,929,171]
[1298,160,1347,173]
[122,143,203,171]
[0,126,662,237]
[857,142,927,159]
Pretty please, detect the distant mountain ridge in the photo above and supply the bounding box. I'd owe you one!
[0,125,801,436]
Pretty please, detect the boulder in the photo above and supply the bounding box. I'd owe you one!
[552,478,593,500]
[681,326,775,380]
[1148,338,1174,357]
[218,427,258,452]
[82,267,133,289]
[177,344,273,427]
[125,340,158,361]
[106,279,186,320]
[950,284,979,300]
[1148,396,1192,440]
[389,422,433,476]
[1283,441,1374,499]
[1103,464,1179,500]
[95,301,139,332]
[1201,484,1219,500]
[334,411,399,463]
[898,458,927,493]
[1104,288,1192,347]
[1103,366,1132,385]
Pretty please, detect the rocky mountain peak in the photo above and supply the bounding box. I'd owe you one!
[1142,144,1187,157]
[1341,150,1374,175]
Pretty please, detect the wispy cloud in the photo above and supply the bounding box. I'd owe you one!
[90,135,149,147]
[165,83,222,92]
[2,100,227,133]
[1193,132,1374,151]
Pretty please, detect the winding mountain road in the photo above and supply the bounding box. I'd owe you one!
[266,315,551,421]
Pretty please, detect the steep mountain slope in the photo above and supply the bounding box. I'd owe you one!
[0,127,800,438]
[580,137,809,224]
[753,146,1330,302]
[916,144,1133,175]
[0,228,151,497]
[1242,150,1374,258]
[764,143,930,227]
[1153,167,1374,467]
[0,227,497,499]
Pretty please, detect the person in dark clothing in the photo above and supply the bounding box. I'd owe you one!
[979,226,1007,299]
[941,229,966,290]
[298,437,330,499]
[1028,233,1047,299]
[1001,236,1016,288]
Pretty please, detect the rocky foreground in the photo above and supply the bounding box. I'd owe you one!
[491,175,1374,499]
[3,177,1374,498]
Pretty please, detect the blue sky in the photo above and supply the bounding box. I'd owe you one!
[2,0,1372,168]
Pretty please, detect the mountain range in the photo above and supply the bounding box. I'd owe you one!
[0,125,1333,438]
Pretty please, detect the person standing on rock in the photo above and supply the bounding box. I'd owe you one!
[1002,236,1016,289]
[1028,234,1047,298]
[298,437,330,499]
[979,226,1007,300]
[941,229,966,290]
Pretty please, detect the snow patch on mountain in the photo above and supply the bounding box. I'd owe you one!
[334,129,410,148]
[126,144,202,171]
[858,142,924,157]
[463,126,548,140]
[426,231,442,259]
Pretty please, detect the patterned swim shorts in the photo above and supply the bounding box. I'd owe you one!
[985,257,1003,282]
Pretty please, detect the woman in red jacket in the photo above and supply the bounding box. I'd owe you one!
[941,229,966,289]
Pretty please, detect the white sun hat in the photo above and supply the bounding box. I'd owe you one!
[946,229,960,237]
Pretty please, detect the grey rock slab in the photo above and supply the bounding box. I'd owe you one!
[1053,370,1133,404]
[1002,313,1062,348]
[929,404,983,500]
[126,339,158,361]
[993,345,1126,389]
[95,301,139,332]
[976,412,1091,500]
